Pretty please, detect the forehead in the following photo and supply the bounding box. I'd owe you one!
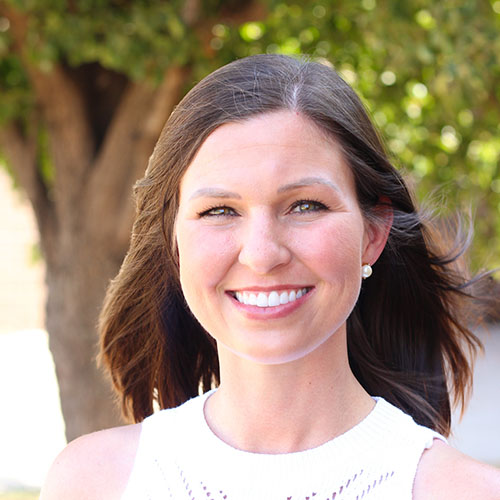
[196,111,338,162]
[178,110,354,197]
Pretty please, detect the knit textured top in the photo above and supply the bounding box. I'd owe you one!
[121,390,445,500]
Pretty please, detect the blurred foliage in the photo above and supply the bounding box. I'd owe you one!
[0,491,40,500]
[0,0,499,270]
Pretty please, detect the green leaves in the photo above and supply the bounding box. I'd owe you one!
[0,52,32,123]
[239,22,266,42]
[4,0,197,80]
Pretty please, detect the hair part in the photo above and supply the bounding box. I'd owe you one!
[99,54,485,435]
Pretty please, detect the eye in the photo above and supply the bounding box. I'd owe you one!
[290,199,329,214]
[198,205,238,217]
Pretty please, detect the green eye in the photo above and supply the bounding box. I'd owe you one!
[291,200,327,213]
[209,207,230,216]
[298,202,316,212]
[200,206,237,217]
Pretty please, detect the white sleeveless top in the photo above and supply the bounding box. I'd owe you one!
[122,390,445,499]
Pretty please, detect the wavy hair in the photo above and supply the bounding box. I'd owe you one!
[99,54,485,436]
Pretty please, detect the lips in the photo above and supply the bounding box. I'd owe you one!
[231,287,312,308]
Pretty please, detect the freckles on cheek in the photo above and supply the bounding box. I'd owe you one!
[178,227,236,288]
[301,224,364,275]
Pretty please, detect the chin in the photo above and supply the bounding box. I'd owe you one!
[218,329,341,367]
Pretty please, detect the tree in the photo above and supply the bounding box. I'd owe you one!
[1,0,499,441]
[0,0,267,441]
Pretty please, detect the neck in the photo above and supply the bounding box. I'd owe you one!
[204,329,374,454]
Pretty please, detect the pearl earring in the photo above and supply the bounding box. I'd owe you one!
[361,264,372,279]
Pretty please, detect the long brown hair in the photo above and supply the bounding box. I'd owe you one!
[99,54,485,436]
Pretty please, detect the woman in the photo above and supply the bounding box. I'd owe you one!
[41,54,500,499]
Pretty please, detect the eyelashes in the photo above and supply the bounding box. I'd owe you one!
[197,204,238,217]
[197,199,330,218]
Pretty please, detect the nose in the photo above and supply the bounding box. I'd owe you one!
[237,210,292,274]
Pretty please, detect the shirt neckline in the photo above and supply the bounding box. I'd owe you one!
[191,389,386,463]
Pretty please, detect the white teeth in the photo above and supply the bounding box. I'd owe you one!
[268,291,280,307]
[257,293,268,307]
[233,288,309,308]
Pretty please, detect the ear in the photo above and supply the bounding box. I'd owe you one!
[362,197,393,265]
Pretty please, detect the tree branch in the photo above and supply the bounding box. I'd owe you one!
[181,0,202,26]
[0,122,58,261]
[2,3,94,224]
[85,65,190,253]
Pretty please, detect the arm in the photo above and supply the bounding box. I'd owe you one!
[40,423,141,500]
[413,439,500,500]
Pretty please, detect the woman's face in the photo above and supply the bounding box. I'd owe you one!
[175,111,384,365]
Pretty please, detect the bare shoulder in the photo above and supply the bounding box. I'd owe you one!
[40,422,142,500]
[413,439,500,500]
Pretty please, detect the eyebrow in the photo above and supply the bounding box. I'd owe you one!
[277,177,340,193]
[188,177,339,201]
[189,188,242,201]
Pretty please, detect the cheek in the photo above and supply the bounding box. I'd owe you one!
[294,220,364,278]
[176,225,238,339]
[177,224,236,298]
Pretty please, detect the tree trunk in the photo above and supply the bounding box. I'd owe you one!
[0,67,190,441]
[44,231,125,440]
[1,0,265,443]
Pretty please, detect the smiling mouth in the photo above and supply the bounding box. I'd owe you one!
[230,287,312,308]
